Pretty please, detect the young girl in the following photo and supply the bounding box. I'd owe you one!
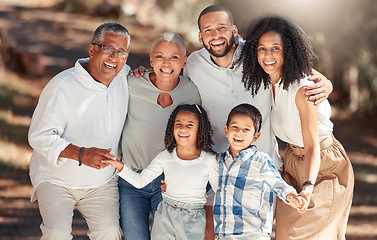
[240,16,354,239]
[105,104,218,240]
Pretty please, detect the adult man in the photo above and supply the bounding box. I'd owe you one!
[28,22,130,240]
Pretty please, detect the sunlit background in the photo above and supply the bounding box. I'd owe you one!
[0,0,376,239]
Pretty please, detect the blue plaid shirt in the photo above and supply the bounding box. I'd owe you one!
[213,145,296,238]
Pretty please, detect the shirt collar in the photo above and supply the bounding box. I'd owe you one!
[224,145,258,163]
[75,58,130,90]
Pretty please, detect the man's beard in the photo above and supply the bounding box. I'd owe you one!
[203,34,235,58]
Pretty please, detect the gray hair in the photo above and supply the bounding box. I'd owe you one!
[151,32,186,56]
[91,22,131,52]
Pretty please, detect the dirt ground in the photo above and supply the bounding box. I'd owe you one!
[0,1,376,240]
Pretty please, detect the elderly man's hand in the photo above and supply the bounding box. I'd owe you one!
[80,147,115,170]
[129,66,152,77]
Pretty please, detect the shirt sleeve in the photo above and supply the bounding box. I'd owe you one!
[28,84,71,168]
[205,154,219,206]
[117,152,164,188]
[258,154,296,203]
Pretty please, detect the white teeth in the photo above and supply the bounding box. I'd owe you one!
[264,61,276,65]
[105,62,116,68]
[161,69,173,74]
[234,138,243,142]
[211,41,225,46]
[179,134,189,137]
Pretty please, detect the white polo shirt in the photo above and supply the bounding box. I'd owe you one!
[28,58,130,201]
[184,36,282,168]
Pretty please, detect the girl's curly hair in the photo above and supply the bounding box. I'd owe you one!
[164,104,217,156]
[238,16,318,96]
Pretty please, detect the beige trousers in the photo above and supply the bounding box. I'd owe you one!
[275,135,354,240]
[35,177,121,240]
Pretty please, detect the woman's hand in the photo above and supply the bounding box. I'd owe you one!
[298,184,314,213]
[287,191,308,214]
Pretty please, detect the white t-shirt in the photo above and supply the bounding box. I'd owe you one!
[28,58,130,201]
[184,36,282,169]
[118,149,219,204]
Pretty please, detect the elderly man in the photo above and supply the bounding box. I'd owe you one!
[28,22,130,240]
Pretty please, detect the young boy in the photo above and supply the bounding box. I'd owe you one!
[213,103,306,240]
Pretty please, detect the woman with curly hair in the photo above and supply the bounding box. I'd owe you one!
[239,16,354,239]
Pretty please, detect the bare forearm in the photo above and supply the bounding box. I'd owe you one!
[303,147,321,185]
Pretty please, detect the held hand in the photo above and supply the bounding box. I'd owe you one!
[102,159,124,172]
[305,69,333,105]
[160,180,167,193]
[298,184,314,213]
[286,192,307,213]
[129,66,152,77]
[80,147,115,170]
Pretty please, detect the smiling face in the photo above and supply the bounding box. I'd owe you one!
[257,31,284,83]
[198,11,238,58]
[173,110,199,149]
[224,113,261,159]
[87,32,129,86]
[150,40,187,84]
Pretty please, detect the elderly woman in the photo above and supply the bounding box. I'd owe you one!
[119,32,201,239]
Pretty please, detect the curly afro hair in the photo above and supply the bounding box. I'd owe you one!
[239,15,318,96]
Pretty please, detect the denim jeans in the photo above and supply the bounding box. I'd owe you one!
[118,172,164,240]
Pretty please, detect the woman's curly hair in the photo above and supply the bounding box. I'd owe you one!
[164,104,217,156]
[239,16,318,96]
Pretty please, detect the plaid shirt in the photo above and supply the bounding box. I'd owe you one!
[213,145,295,239]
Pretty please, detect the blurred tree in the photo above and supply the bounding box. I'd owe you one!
[314,0,377,116]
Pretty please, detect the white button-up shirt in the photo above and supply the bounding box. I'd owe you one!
[28,58,130,201]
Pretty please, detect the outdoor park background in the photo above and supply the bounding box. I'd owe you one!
[0,0,376,239]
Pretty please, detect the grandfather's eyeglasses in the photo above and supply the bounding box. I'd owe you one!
[92,43,129,59]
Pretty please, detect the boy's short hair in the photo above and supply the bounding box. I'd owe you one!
[151,32,186,56]
[226,104,262,133]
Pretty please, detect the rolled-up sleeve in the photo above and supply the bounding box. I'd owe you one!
[28,86,70,167]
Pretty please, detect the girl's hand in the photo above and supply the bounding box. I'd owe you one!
[160,180,167,193]
[102,159,124,172]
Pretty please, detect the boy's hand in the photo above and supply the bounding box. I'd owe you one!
[297,184,314,213]
[129,66,152,77]
[305,69,333,105]
[286,191,309,214]
[160,180,167,193]
[102,159,124,172]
